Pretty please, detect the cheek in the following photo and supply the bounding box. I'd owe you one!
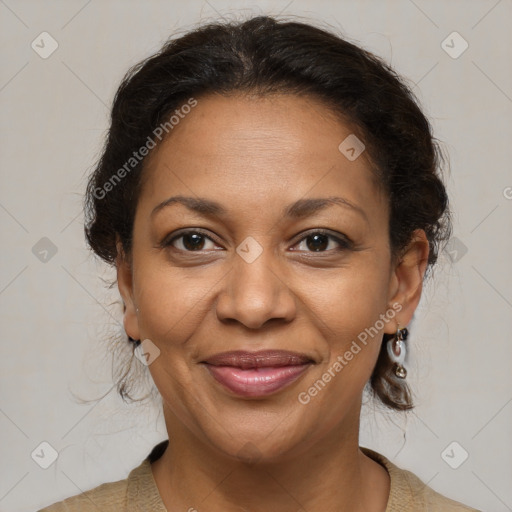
[294,256,392,406]
[306,256,392,348]
[134,260,223,344]
[133,241,393,353]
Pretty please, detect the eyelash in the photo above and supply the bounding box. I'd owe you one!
[160,229,353,254]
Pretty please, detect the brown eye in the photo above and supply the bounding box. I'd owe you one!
[181,233,206,250]
[305,233,329,251]
[164,231,218,252]
[293,230,351,253]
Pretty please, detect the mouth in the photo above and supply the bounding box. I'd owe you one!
[201,350,315,398]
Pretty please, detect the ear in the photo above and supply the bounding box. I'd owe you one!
[385,229,430,333]
[116,238,140,341]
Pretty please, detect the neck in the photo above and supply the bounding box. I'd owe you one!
[151,404,390,512]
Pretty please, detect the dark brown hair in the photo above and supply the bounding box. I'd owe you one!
[84,15,451,410]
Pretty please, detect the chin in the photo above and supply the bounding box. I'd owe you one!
[196,411,317,465]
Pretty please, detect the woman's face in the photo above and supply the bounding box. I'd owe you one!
[118,93,426,461]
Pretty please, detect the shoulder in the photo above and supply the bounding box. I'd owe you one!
[38,441,168,512]
[38,457,165,512]
[360,446,481,512]
[37,477,128,511]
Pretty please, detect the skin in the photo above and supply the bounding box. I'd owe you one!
[117,92,429,511]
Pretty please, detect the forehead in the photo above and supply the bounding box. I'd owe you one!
[139,93,385,222]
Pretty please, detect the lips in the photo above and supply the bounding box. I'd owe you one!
[202,350,314,398]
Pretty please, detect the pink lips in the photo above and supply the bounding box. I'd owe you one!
[202,350,313,398]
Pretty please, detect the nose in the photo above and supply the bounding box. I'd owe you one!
[215,248,297,330]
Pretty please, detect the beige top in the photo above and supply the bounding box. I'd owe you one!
[39,440,479,511]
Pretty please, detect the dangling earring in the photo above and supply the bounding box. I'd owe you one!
[387,325,408,379]
[128,336,141,347]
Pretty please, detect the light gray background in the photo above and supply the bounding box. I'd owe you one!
[1,1,511,510]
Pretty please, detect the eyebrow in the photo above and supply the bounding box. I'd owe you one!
[151,195,368,222]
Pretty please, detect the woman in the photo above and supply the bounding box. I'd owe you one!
[40,15,479,511]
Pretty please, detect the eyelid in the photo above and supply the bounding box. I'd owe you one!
[290,228,353,251]
[160,228,222,250]
[161,228,353,253]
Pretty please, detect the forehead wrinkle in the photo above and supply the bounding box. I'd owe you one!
[150,194,369,226]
